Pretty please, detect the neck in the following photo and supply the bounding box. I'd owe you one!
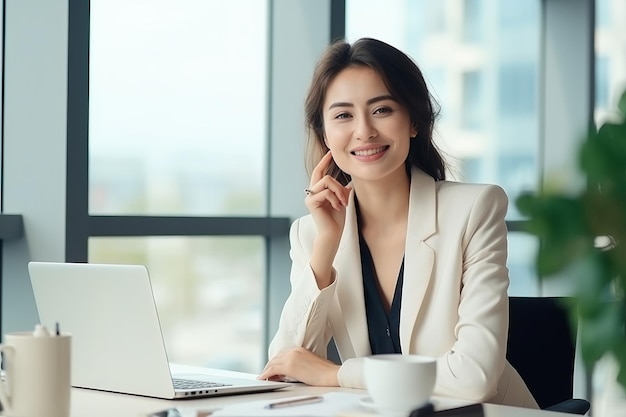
[353,169,411,234]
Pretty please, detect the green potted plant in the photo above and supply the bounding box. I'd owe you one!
[516,90,626,403]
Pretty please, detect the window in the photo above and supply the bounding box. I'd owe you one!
[88,0,269,372]
[89,0,268,216]
[595,0,611,30]
[89,236,265,372]
[594,0,626,127]
[498,64,536,117]
[595,56,610,109]
[461,70,484,130]
[499,0,536,28]
[463,0,484,43]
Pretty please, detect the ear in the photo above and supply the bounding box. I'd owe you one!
[411,123,418,138]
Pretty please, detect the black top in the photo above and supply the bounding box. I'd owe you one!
[356,200,404,354]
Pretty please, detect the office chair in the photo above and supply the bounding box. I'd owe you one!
[507,296,591,415]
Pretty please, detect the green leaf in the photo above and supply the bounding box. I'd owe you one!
[579,302,623,364]
[582,123,626,183]
[516,87,626,393]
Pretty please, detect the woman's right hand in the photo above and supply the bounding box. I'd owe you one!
[304,151,351,289]
[305,151,351,242]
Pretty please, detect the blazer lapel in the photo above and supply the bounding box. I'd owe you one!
[333,190,371,358]
[400,169,436,354]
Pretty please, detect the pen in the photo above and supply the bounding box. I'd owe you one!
[265,395,324,409]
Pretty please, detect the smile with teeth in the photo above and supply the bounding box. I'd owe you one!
[352,146,389,156]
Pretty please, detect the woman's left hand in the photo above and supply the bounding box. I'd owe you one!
[257,347,340,386]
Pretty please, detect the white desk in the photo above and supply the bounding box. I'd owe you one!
[67,364,573,417]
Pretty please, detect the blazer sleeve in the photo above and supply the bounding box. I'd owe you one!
[267,217,335,359]
[433,184,510,401]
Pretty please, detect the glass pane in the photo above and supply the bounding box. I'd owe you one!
[507,233,540,297]
[345,0,541,221]
[89,236,265,373]
[594,0,626,126]
[89,0,268,216]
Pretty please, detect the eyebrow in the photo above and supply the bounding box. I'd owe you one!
[327,94,396,110]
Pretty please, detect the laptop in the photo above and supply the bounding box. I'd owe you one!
[27,261,290,399]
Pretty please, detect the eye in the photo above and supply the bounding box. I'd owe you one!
[373,106,392,115]
[334,112,352,120]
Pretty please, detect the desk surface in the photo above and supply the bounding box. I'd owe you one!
[65,364,572,417]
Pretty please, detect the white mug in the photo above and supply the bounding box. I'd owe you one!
[364,354,436,415]
[0,325,71,417]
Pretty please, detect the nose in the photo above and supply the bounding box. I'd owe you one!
[355,116,377,141]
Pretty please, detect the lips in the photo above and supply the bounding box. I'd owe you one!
[351,145,389,156]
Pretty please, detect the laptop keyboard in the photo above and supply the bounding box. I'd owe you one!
[172,378,233,390]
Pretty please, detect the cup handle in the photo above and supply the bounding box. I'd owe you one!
[0,344,13,412]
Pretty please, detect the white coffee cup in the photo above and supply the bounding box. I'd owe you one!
[0,324,71,417]
[364,354,436,415]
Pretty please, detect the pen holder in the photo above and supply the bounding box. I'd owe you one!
[0,324,71,417]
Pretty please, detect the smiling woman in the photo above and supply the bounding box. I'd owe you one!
[259,37,538,408]
[304,39,444,186]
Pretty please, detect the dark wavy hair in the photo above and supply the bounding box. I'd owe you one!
[304,37,446,184]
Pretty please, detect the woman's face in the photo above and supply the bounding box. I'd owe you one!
[322,66,416,185]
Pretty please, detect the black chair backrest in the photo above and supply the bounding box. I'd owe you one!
[506,296,577,409]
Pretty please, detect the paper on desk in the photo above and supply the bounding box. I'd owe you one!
[210,392,375,417]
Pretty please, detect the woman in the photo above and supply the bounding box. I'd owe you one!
[258,37,538,408]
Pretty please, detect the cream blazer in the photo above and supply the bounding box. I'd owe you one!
[269,168,538,408]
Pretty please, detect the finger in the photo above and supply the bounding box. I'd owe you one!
[257,365,285,381]
[257,365,274,380]
[317,177,351,206]
[331,184,351,207]
[256,370,271,380]
[259,354,287,377]
[311,189,344,211]
[257,372,276,381]
[310,151,333,184]
[261,355,283,373]
[305,175,341,200]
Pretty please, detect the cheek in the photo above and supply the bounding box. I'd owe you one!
[322,126,348,149]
